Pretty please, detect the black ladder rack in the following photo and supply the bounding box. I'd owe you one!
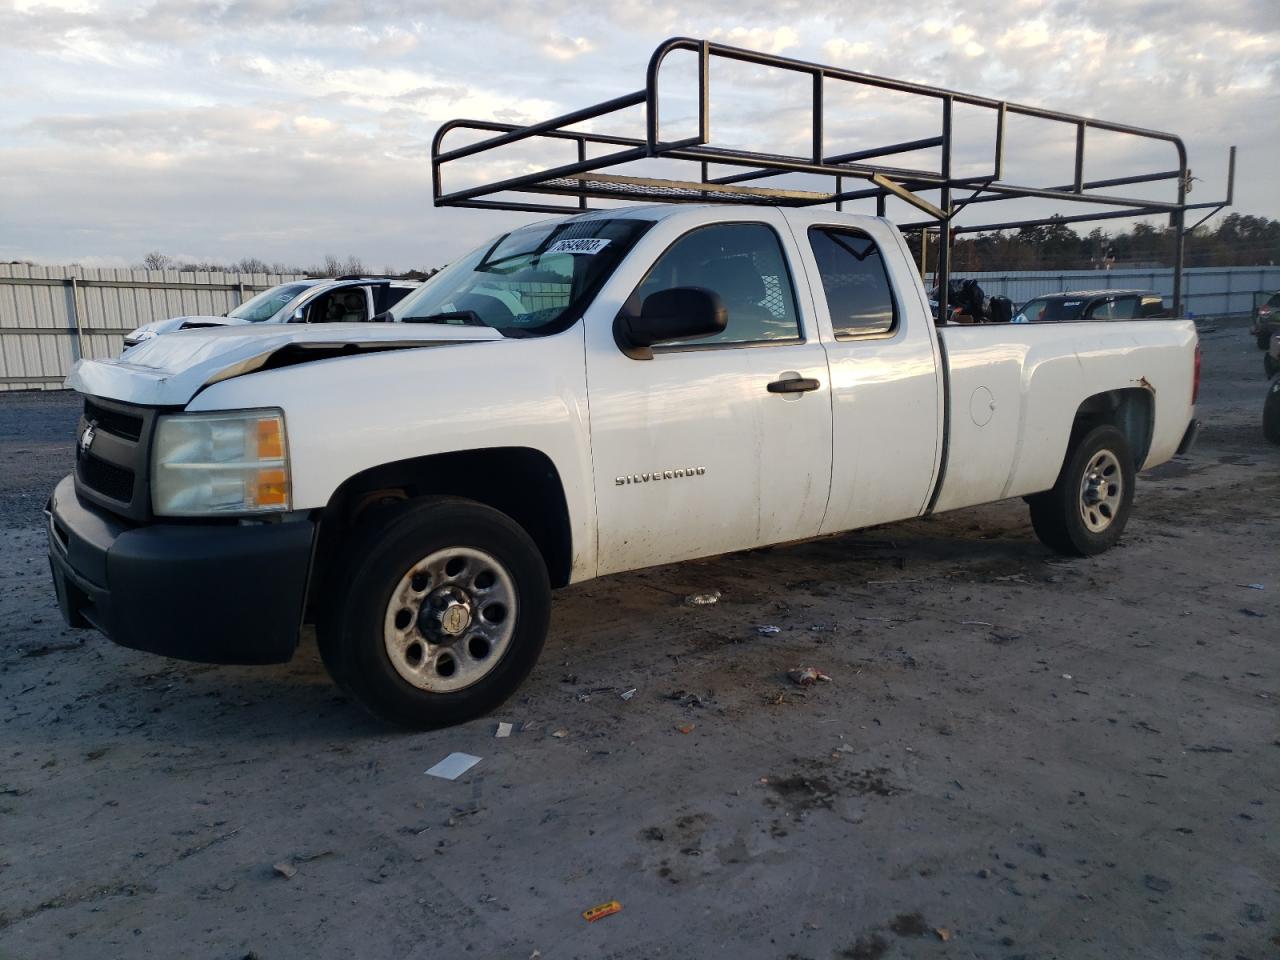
[432,36,1235,317]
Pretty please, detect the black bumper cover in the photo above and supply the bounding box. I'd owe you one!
[46,475,315,664]
[1176,418,1200,456]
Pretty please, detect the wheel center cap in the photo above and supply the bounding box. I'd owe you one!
[440,602,471,637]
[419,586,473,640]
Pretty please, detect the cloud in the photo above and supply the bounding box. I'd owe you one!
[0,0,1275,269]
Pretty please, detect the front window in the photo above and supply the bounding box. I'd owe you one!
[227,283,314,323]
[632,222,801,346]
[391,218,653,336]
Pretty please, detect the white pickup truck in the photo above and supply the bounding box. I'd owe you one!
[47,205,1200,727]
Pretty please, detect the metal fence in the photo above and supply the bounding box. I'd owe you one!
[938,266,1280,316]
[0,264,304,391]
[1,262,1277,392]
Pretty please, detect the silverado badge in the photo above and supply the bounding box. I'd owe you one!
[615,466,706,485]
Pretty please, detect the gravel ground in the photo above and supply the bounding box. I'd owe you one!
[0,322,1276,960]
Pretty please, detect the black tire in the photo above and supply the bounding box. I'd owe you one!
[1265,353,1279,379]
[1258,333,1272,351]
[317,497,550,729]
[1264,376,1280,446]
[1028,425,1136,557]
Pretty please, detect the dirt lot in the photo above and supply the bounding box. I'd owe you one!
[1,321,1276,960]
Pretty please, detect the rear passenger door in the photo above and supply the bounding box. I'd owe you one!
[586,212,833,575]
[786,215,942,533]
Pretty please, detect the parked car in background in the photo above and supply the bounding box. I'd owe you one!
[1265,372,1280,445]
[1252,290,1280,350]
[120,277,420,353]
[1013,290,1170,324]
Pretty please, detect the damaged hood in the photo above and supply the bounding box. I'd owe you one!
[69,322,504,406]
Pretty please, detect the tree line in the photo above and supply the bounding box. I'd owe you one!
[908,212,1279,273]
[137,252,440,280]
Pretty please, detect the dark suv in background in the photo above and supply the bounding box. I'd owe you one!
[1252,291,1280,350]
[1013,289,1170,324]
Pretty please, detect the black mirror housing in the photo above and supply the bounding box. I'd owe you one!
[614,286,727,360]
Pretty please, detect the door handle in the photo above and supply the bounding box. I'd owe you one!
[767,377,821,394]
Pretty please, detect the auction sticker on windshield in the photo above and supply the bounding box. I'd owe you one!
[548,238,611,255]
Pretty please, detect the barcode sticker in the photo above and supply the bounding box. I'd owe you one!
[548,238,611,255]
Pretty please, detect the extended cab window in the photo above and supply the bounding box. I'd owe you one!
[808,227,897,337]
[634,223,800,346]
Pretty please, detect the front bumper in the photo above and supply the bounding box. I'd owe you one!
[46,474,315,664]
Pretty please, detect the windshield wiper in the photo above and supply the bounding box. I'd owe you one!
[402,310,487,327]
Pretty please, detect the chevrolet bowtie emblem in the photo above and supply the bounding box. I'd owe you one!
[79,422,96,455]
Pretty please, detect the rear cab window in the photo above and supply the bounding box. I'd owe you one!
[807,227,897,338]
[632,222,801,347]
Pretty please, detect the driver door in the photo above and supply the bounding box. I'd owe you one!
[585,213,833,576]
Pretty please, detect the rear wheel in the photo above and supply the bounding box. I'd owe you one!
[1264,352,1279,379]
[1029,425,1135,556]
[1259,333,1272,351]
[1264,376,1280,446]
[318,498,550,729]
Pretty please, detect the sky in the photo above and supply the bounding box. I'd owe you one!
[0,0,1276,271]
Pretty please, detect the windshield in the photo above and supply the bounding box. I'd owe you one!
[228,283,314,322]
[391,217,653,336]
[1013,296,1086,323]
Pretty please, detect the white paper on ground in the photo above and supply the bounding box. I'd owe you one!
[425,752,482,780]
[495,722,513,738]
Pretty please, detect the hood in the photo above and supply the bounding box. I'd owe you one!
[132,315,243,337]
[72,322,504,406]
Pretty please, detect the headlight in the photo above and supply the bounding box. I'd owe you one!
[152,409,290,516]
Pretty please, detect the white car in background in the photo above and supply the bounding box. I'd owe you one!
[120,277,420,353]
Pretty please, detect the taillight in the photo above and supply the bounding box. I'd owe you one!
[1192,343,1201,405]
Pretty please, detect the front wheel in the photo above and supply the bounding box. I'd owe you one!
[1029,425,1136,557]
[318,498,551,729]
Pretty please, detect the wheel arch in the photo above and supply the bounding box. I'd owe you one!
[307,447,574,620]
[1071,387,1154,469]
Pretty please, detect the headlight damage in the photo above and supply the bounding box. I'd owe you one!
[152,409,290,516]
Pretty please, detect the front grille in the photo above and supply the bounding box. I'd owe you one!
[84,398,143,442]
[77,451,136,503]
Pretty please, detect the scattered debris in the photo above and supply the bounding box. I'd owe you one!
[935,927,952,942]
[757,625,782,636]
[551,729,569,739]
[665,690,710,708]
[1238,583,1265,590]
[787,667,833,687]
[1239,608,1267,617]
[582,900,622,922]
[684,590,721,606]
[676,723,695,735]
[1184,744,1233,753]
[620,688,637,701]
[1061,673,1073,680]
[272,862,297,880]
[959,620,993,627]
[1143,874,1173,894]
[20,640,83,658]
[495,722,512,739]
[425,753,482,781]
[888,912,930,936]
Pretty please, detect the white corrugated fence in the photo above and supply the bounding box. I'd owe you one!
[0,264,304,391]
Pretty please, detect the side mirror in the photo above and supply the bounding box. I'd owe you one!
[370,311,393,323]
[613,286,727,360]
[290,306,306,322]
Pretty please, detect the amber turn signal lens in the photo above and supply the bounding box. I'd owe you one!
[257,417,284,460]
[255,468,289,508]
